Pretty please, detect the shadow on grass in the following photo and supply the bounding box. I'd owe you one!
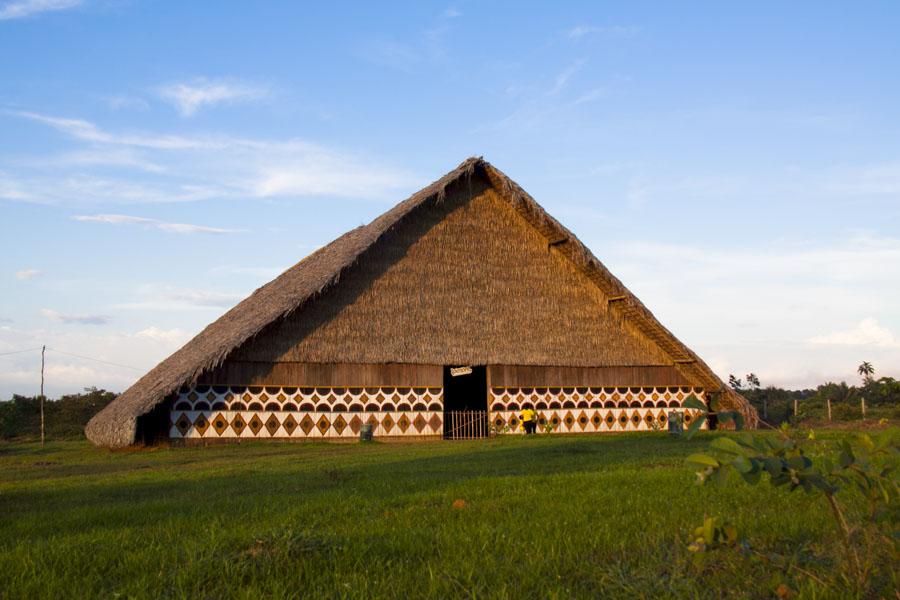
[0,433,716,539]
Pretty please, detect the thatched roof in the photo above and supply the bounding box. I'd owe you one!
[86,157,756,447]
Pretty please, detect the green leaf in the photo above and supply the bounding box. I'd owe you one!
[686,453,720,468]
[740,468,761,485]
[732,455,754,474]
[684,414,706,439]
[763,458,783,477]
[786,455,812,471]
[683,395,707,411]
[710,437,745,455]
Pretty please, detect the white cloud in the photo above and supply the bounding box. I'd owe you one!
[158,79,268,117]
[443,7,461,18]
[594,233,900,387]
[40,308,111,325]
[134,326,191,345]
[15,268,41,280]
[0,0,81,20]
[72,213,241,234]
[809,318,899,348]
[4,111,416,204]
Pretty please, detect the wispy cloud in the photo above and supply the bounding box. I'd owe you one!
[809,318,899,348]
[40,308,111,325]
[2,111,417,205]
[115,284,244,311]
[548,59,585,95]
[443,7,461,18]
[72,213,242,234]
[15,268,41,280]
[0,0,81,20]
[157,78,269,117]
[566,24,639,41]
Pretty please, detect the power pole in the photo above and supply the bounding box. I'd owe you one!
[40,345,46,448]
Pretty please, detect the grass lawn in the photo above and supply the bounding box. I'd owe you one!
[0,431,896,599]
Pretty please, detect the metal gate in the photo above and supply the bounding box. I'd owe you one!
[445,410,489,440]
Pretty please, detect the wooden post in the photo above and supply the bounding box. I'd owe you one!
[861,397,866,421]
[793,398,798,421]
[40,345,45,448]
[827,398,832,422]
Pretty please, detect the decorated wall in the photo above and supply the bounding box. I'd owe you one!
[489,386,706,433]
[169,383,706,440]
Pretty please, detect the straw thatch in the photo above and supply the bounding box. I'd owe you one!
[86,157,757,447]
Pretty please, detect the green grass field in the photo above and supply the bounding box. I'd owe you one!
[1,432,896,599]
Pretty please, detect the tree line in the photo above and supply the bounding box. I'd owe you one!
[730,362,900,425]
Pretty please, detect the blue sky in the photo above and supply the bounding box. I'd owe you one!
[2,0,899,396]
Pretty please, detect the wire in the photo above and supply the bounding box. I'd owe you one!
[46,347,145,372]
[0,347,43,357]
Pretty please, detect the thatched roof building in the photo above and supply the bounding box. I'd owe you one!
[86,157,756,448]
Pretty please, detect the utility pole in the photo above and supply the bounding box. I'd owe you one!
[827,397,832,422]
[40,345,46,448]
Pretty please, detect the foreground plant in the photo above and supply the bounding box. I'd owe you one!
[680,397,899,592]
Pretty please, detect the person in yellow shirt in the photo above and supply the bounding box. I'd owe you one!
[520,405,536,435]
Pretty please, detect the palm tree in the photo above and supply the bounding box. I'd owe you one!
[857,362,874,420]
[857,361,874,384]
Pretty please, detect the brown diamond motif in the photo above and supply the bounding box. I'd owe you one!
[175,413,191,436]
[231,414,247,435]
[259,393,269,402]
[193,413,210,435]
[333,414,347,435]
[248,414,263,435]
[631,412,641,425]
[413,414,427,433]
[375,393,385,402]
[225,392,234,402]
[206,391,216,402]
[265,414,281,436]
[577,411,589,430]
[212,414,228,436]
[563,411,575,428]
[242,392,252,403]
[187,391,198,402]
[428,413,442,432]
[605,412,615,428]
[381,413,394,433]
[299,414,315,435]
[277,393,286,402]
[316,414,331,434]
[349,415,363,434]
[281,414,298,435]
[397,414,410,433]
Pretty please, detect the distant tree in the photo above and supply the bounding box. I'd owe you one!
[728,375,743,390]
[745,373,764,419]
[857,361,874,384]
[745,373,760,390]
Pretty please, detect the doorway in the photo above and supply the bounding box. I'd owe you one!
[442,365,488,439]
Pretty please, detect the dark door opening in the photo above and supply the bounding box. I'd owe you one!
[443,365,488,439]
